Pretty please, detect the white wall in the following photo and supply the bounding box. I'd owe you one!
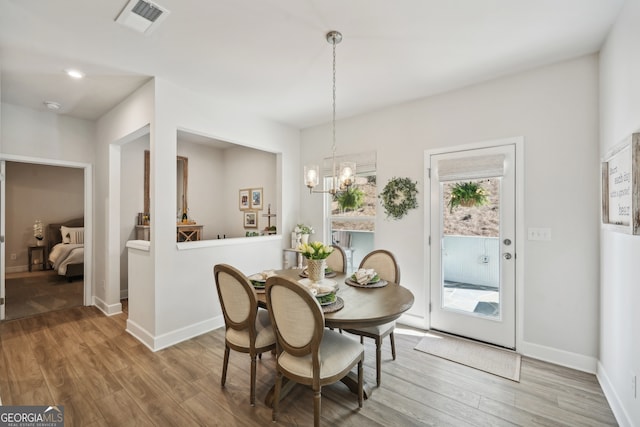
[598,0,640,425]
[177,140,224,239]
[120,134,149,297]
[301,54,600,370]
[221,146,278,238]
[96,80,155,316]
[1,103,95,163]
[148,78,300,340]
[97,78,301,347]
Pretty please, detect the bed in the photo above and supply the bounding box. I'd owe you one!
[47,218,84,281]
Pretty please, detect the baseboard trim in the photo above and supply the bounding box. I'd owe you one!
[93,296,122,316]
[398,312,428,330]
[519,340,597,373]
[126,318,156,351]
[126,315,225,352]
[597,361,631,427]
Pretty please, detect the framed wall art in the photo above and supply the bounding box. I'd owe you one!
[601,133,640,234]
[251,188,263,210]
[239,188,250,210]
[244,211,258,228]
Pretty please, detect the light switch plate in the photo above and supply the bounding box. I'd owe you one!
[528,227,551,241]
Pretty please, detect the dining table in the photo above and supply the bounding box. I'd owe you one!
[255,268,415,404]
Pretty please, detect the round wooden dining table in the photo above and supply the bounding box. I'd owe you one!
[256,268,415,402]
[256,269,414,329]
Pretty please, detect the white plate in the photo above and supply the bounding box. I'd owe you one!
[298,278,338,296]
[318,298,337,306]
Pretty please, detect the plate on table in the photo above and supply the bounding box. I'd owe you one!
[345,273,388,288]
[248,271,274,289]
[315,292,338,306]
[298,278,338,297]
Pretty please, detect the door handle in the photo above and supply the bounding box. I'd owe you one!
[503,253,512,260]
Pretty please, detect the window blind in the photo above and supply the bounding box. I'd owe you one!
[322,151,377,176]
[437,154,505,181]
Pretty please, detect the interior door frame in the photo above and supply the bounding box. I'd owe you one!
[424,136,525,350]
[0,154,93,320]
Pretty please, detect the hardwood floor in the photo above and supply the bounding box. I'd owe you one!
[4,270,83,320]
[0,305,617,426]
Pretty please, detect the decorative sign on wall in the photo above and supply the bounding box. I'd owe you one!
[602,133,640,234]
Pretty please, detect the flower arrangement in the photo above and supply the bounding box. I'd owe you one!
[33,219,43,241]
[295,223,314,235]
[298,241,333,260]
[448,181,489,213]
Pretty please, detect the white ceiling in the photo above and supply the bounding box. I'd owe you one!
[0,0,624,129]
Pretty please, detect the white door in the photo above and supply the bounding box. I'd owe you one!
[1,160,5,320]
[429,143,516,349]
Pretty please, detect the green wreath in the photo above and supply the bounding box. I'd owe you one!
[379,177,419,220]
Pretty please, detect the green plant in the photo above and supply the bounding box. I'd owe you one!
[448,181,489,213]
[295,224,314,235]
[335,187,364,211]
[298,241,334,260]
[379,177,419,220]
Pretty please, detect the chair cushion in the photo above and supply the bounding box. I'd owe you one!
[226,308,276,349]
[278,331,363,380]
[350,321,395,337]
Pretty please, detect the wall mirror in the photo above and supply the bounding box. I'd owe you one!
[144,150,189,219]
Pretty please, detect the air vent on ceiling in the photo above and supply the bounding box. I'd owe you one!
[115,0,170,35]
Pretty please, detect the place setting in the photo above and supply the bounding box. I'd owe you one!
[297,277,343,313]
[345,268,388,288]
[247,269,276,292]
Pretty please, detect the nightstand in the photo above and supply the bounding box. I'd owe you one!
[28,245,47,272]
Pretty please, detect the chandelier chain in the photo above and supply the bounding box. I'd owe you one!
[332,35,337,157]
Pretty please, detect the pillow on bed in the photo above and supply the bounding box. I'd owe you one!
[60,226,84,244]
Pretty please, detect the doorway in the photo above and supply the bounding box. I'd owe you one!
[0,157,92,321]
[428,141,518,349]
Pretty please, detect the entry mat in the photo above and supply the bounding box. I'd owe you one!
[414,331,521,382]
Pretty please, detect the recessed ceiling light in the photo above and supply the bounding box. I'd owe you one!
[65,68,85,79]
[43,101,62,110]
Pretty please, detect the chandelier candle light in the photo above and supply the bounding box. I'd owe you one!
[305,30,356,195]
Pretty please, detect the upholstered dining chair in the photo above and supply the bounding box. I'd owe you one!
[214,263,277,405]
[343,249,401,387]
[325,244,347,273]
[265,275,364,427]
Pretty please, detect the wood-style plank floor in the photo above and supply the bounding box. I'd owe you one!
[0,304,617,426]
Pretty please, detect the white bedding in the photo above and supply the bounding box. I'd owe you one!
[48,243,84,275]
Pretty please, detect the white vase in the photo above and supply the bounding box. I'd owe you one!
[301,234,310,245]
[306,259,325,283]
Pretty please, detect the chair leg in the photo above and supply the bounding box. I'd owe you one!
[273,371,283,422]
[376,338,382,387]
[250,353,257,406]
[313,387,321,427]
[357,359,363,408]
[221,345,230,387]
[390,331,397,361]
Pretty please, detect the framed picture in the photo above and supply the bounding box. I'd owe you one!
[601,133,640,234]
[251,188,263,210]
[244,211,258,228]
[239,188,250,210]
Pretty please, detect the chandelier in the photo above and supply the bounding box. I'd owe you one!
[304,30,356,195]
